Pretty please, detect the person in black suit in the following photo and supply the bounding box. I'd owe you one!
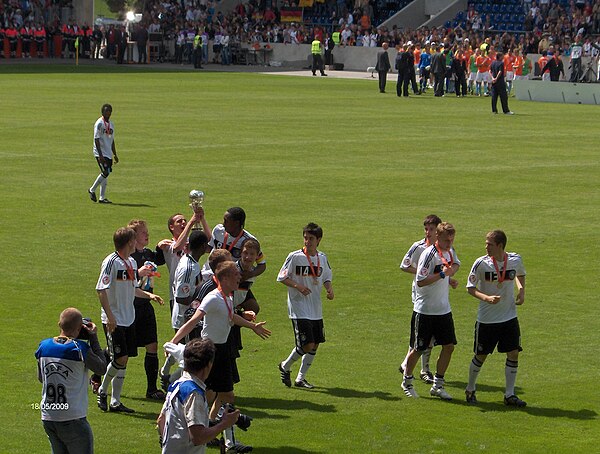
[430,45,446,97]
[395,44,412,97]
[490,52,513,114]
[375,42,391,93]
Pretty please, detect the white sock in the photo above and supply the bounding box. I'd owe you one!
[505,359,518,397]
[99,178,107,200]
[467,356,483,392]
[282,347,303,371]
[433,373,445,389]
[90,174,105,192]
[110,368,126,406]
[297,350,316,381]
[99,361,118,395]
[420,348,432,373]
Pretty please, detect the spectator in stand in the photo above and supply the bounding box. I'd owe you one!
[6,23,18,58]
[135,23,149,64]
[20,21,33,57]
[34,23,46,58]
[91,25,102,60]
[542,48,565,80]
[538,50,551,80]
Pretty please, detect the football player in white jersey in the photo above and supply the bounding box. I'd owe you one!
[401,222,460,400]
[88,104,119,204]
[157,338,239,454]
[96,227,163,413]
[399,214,443,384]
[158,208,211,314]
[170,261,271,453]
[171,230,210,331]
[36,308,107,454]
[465,230,527,407]
[207,207,266,282]
[277,223,334,389]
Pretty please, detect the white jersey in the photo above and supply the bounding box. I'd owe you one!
[400,238,429,305]
[35,338,91,422]
[466,253,526,324]
[199,288,234,344]
[160,371,208,454]
[172,254,201,329]
[277,249,333,320]
[92,116,114,159]
[163,241,186,302]
[208,224,265,263]
[415,245,460,315]
[96,252,138,327]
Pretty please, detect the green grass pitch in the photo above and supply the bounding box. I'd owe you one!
[0,64,599,453]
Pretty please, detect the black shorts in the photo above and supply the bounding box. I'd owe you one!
[133,300,157,347]
[408,311,435,348]
[410,312,456,351]
[474,317,522,355]
[292,319,325,348]
[103,324,137,360]
[95,157,113,178]
[205,342,235,393]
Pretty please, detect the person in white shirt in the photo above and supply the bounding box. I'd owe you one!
[465,230,527,407]
[401,222,460,400]
[277,223,334,389]
[169,261,270,453]
[96,227,163,413]
[399,215,449,384]
[88,104,119,204]
[158,338,239,454]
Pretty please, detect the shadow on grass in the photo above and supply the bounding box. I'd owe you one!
[103,202,155,207]
[97,407,159,422]
[315,387,401,402]
[457,399,598,420]
[250,447,325,453]
[451,380,517,394]
[236,396,336,414]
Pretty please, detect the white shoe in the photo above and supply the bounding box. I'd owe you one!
[430,386,452,400]
[401,382,419,398]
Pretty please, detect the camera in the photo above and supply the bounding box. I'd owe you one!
[78,317,93,340]
[216,403,252,431]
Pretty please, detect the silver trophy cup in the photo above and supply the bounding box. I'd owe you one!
[189,189,205,230]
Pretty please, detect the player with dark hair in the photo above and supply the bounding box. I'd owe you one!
[172,230,210,332]
[208,207,265,281]
[158,338,240,453]
[96,227,163,413]
[88,104,119,204]
[36,308,107,454]
[401,222,460,400]
[465,230,527,407]
[277,222,334,389]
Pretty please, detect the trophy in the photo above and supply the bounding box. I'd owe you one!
[188,189,205,230]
